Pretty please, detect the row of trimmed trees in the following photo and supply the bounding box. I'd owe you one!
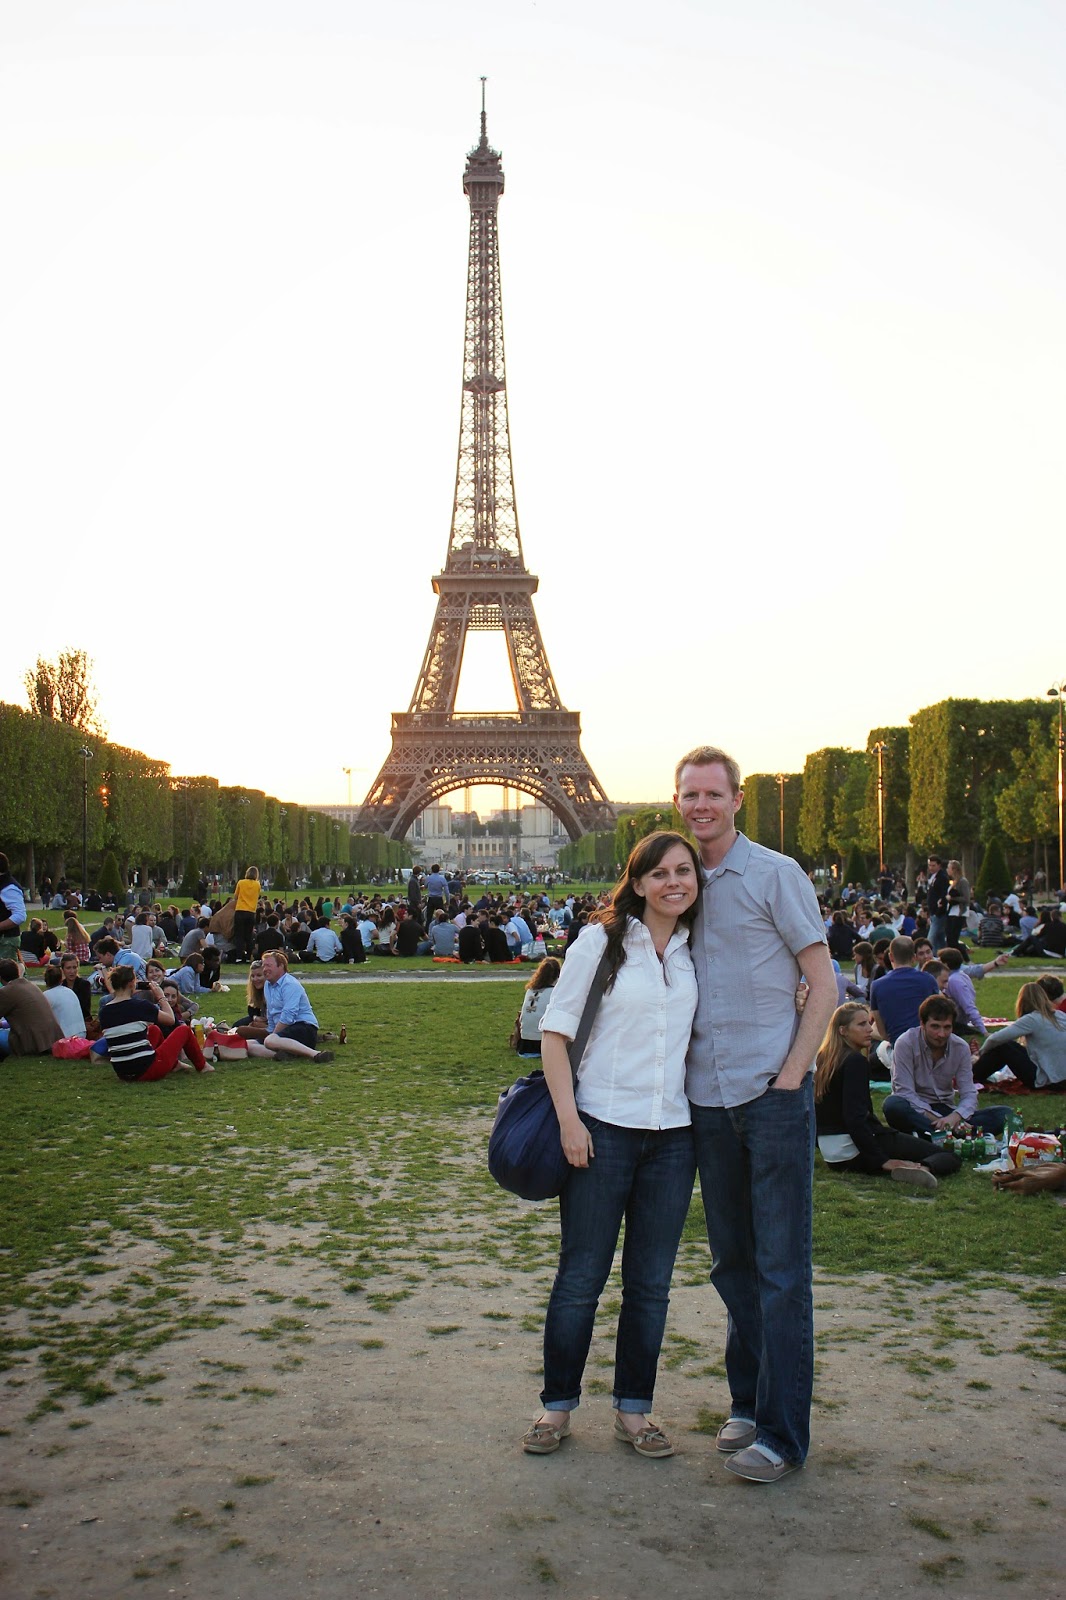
[559,698,1061,894]
[1,701,410,894]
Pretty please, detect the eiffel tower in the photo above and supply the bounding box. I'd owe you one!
[355,88,614,842]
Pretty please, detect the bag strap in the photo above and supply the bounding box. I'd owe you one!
[567,949,612,1082]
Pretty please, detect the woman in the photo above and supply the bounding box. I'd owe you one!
[523,832,700,1460]
[973,982,1066,1088]
[63,913,92,967]
[19,917,59,966]
[515,957,561,1057]
[373,908,397,955]
[945,860,970,950]
[848,941,875,1000]
[98,963,211,1080]
[339,913,367,964]
[814,1003,959,1189]
[158,980,196,1036]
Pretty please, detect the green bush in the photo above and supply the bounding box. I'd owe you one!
[976,836,1011,902]
[844,844,868,887]
[273,864,291,892]
[98,850,126,901]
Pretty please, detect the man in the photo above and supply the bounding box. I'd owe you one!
[0,853,27,962]
[427,911,458,958]
[882,994,1008,1140]
[925,855,951,953]
[394,912,427,957]
[423,864,448,916]
[504,907,533,958]
[92,936,146,990]
[305,919,343,963]
[246,951,332,1063]
[0,958,62,1058]
[869,937,939,1053]
[939,945,1009,1038]
[675,746,837,1484]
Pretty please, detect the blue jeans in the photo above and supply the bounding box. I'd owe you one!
[928,914,948,952]
[882,1095,1009,1139]
[690,1078,816,1464]
[541,1117,695,1414]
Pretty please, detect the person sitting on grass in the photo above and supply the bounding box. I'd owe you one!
[63,912,93,967]
[1010,907,1066,960]
[515,958,561,1057]
[814,1002,960,1192]
[938,945,1010,1042]
[170,952,223,997]
[232,962,269,1032]
[20,917,60,966]
[340,912,369,963]
[159,980,197,1034]
[882,994,1009,1141]
[0,959,62,1059]
[98,964,211,1081]
[427,910,458,958]
[91,936,147,993]
[59,953,94,1028]
[42,966,89,1040]
[972,982,1066,1090]
[305,917,343,963]
[242,950,333,1064]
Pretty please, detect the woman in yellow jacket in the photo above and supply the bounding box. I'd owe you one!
[232,866,261,964]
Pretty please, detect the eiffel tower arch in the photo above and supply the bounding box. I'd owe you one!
[355,87,614,843]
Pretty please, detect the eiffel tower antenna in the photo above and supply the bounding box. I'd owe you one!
[355,90,614,842]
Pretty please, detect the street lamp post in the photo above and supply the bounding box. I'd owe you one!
[872,741,887,876]
[77,747,94,894]
[1049,682,1066,894]
[773,774,788,855]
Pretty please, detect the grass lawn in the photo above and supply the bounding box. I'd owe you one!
[2,976,1063,1427]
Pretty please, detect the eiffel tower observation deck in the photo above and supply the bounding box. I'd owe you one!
[355,87,614,842]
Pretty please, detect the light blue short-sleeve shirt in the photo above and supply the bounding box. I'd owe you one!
[686,833,828,1109]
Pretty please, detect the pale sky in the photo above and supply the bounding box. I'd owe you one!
[3,1,1063,818]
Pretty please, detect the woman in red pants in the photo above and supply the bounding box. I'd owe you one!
[98,964,213,1081]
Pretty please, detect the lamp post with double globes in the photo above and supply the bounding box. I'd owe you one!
[773,774,788,856]
[871,741,888,877]
[1048,681,1065,894]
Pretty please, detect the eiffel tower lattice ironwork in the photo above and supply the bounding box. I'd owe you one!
[355,89,614,842]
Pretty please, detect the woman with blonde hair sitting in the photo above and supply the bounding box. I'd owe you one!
[973,982,1066,1089]
[814,1002,960,1191]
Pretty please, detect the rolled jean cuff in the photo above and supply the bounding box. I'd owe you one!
[539,1394,579,1413]
[614,1396,654,1414]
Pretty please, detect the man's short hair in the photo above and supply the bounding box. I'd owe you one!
[0,959,19,984]
[937,947,965,971]
[184,953,204,969]
[919,994,956,1024]
[889,936,916,966]
[1038,975,1064,1002]
[44,965,63,988]
[674,745,743,794]
[97,937,119,956]
[927,853,944,866]
[264,949,290,971]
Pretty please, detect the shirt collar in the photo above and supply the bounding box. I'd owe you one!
[701,831,751,881]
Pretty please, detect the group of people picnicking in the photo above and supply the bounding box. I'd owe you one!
[4,762,1066,1483]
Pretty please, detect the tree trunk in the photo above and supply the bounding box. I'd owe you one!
[24,841,36,903]
[905,843,917,895]
[962,844,978,882]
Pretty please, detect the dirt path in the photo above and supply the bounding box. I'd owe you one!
[3,1236,1064,1600]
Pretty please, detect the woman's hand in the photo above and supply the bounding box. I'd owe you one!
[883,1159,925,1173]
[559,1114,594,1168]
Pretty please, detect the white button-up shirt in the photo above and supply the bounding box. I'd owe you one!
[539,918,696,1130]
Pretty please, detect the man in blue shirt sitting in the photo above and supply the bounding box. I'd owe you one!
[869,936,938,1067]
